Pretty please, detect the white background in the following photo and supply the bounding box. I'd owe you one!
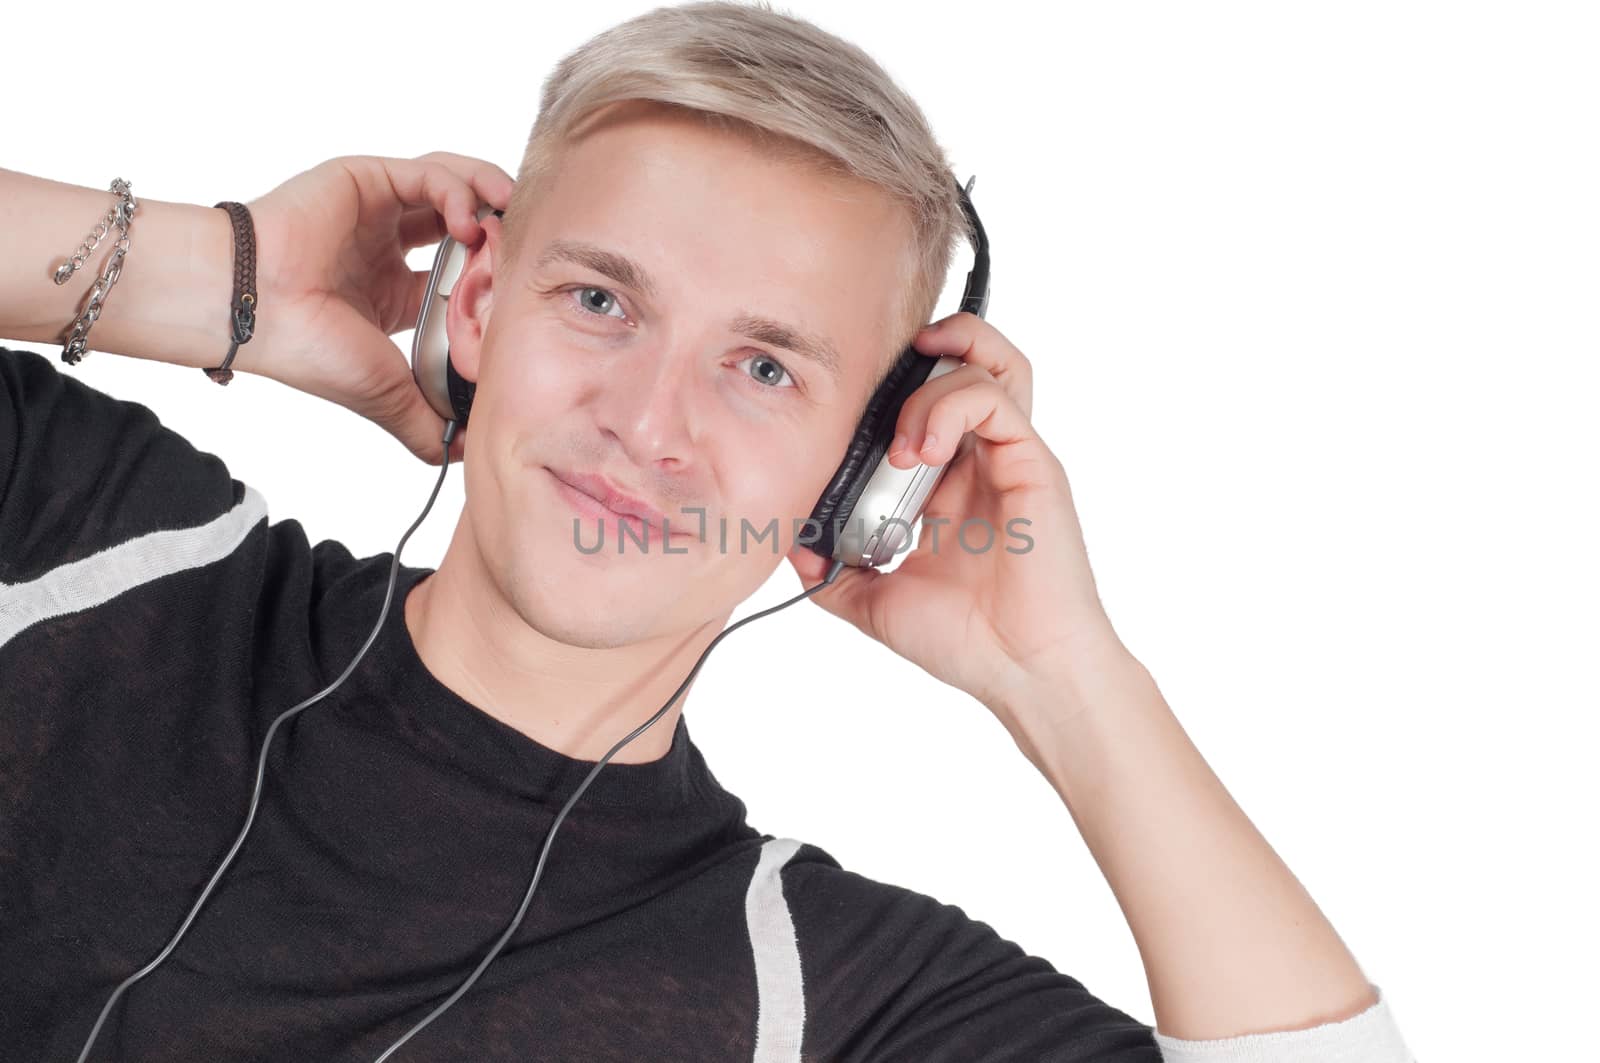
[6,2,1597,1058]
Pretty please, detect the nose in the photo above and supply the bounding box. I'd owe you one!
[590,334,699,473]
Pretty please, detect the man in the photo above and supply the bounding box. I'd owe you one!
[0,2,1413,1059]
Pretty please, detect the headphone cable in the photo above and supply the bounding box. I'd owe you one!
[74,419,844,1063]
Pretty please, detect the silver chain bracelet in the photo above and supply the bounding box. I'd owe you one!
[53,178,138,365]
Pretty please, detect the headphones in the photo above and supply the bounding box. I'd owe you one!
[410,173,990,569]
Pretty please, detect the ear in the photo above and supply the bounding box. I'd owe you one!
[444,213,503,386]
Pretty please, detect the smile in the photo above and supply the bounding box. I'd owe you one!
[544,467,695,547]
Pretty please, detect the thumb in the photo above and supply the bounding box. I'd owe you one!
[395,391,468,467]
[353,344,467,466]
[787,544,881,636]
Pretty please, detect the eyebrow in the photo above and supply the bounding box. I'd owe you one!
[533,238,843,380]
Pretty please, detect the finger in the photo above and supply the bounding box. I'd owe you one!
[908,376,1050,493]
[373,157,487,246]
[413,150,517,209]
[786,539,835,586]
[884,361,996,469]
[350,346,464,467]
[397,205,449,250]
[910,311,1034,419]
[785,542,881,633]
[340,156,475,245]
[951,424,980,466]
[387,269,433,337]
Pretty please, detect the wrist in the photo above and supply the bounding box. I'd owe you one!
[93,197,236,370]
[995,633,1153,772]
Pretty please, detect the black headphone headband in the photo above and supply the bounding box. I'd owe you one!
[954,175,992,318]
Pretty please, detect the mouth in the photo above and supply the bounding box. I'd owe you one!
[544,467,694,547]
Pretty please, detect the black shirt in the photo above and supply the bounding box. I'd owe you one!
[0,345,1160,1061]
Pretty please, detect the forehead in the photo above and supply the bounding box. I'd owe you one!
[521,103,916,387]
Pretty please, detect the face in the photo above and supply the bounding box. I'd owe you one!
[444,100,916,648]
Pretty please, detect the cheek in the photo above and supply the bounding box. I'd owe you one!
[489,319,578,398]
[479,333,592,450]
[718,437,830,544]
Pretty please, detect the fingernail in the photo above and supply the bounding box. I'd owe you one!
[920,433,939,457]
[890,432,907,454]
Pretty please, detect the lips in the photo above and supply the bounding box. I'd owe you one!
[546,466,683,540]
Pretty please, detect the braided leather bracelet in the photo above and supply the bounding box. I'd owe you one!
[203,201,258,385]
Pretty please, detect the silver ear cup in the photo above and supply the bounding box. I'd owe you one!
[411,204,495,423]
[835,354,965,567]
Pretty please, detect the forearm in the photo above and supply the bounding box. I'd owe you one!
[1002,643,1376,1041]
[0,167,234,368]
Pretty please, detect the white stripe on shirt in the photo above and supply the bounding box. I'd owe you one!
[746,836,806,1063]
[0,483,266,649]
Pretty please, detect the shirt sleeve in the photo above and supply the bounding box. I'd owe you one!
[0,344,247,587]
[778,846,1163,1062]
[1153,983,1416,1063]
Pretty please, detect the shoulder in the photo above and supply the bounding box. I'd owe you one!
[0,343,368,671]
[1,344,251,581]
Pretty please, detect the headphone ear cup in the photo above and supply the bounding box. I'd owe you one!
[806,345,939,561]
[445,348,476,428]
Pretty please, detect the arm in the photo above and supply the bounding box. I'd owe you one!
[788,311,1413,1053]
[0,167,235,368]
[1001,641,1380,1040]
[1,155,514,463]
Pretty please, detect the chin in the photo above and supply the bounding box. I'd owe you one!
[510,524,698,646]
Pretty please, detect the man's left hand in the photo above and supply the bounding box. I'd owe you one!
[787,312,1132,732]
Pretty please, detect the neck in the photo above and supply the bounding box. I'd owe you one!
[403,523,729,766]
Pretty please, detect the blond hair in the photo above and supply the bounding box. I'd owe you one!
[500,0,971,378]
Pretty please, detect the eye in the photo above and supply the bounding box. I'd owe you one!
[569,285,629,321]
[737,352,797,391]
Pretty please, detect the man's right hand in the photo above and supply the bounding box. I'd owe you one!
[242,153,514,465]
